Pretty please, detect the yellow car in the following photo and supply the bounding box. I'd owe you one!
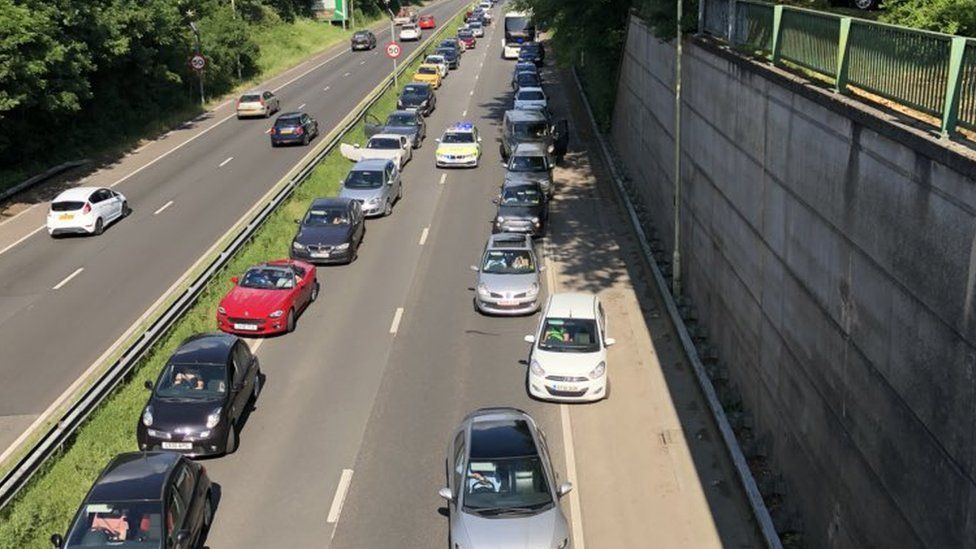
[413,64,442,88]
[435,123,482,168]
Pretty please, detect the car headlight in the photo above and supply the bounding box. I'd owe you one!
[531,217,540,225]
[269,310,285,318]
[530,359,545,376]
[335,243,350,250]
[420,100,428,107]
[496,216,505,224]
[293,241,305,250]
[589,361,606,379]
[142,406,153,427]
[477,283,490,296]
[217,306,226,315]
[206,408,222,429]
[528,282,540,295]
[397,100,404,108]
[367,197,380,205]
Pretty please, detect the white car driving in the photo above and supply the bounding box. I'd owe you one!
[399,23,421,41]
[47,187,130,237]
[525,293,614,402]
[340,133,412,168]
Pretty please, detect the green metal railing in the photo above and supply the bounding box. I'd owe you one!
[699,0,976,137]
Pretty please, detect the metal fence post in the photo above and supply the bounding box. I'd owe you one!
[940,36,967,137]
[726,0,737,43]
[835,17,852,94]
[770,5,784,64]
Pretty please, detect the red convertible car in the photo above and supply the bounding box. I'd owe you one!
[418,15,436,29]
[217,260,319,336]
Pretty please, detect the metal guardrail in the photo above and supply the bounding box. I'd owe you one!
[0,7,463,511]
[701,0,976,137]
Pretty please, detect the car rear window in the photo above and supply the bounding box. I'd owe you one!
[275,117,300,127]
[418,66,436,75]
[240,94,261,102]
[51,201,85,212]
[518,90,545,101]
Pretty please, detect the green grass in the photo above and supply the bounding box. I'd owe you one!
[251,16,380,82]
[0,10,464,547]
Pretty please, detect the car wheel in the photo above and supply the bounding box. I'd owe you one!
[286,308,296,333]
[384,199,393,217]
[225,425,238,455]
[311,280,320,302]
[397,184,402,200]
[203,493,214,530]
[253,369,261,401]
[121,201,131,217]
[93,218,104,235]
[302,134,310,146]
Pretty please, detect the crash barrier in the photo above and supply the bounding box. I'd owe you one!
[699,0,976,135]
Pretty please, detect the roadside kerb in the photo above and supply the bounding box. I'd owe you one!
[0,4,468,511]
[570,67,783,549]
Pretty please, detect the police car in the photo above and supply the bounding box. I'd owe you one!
[434,122,482,168]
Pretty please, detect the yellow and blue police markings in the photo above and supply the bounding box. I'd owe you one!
[435,122,482,168]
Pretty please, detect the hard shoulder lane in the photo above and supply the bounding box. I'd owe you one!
[0,0,468,453]
[198,17,494,548]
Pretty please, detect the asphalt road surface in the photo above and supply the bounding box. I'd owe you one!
[0,0,468,454]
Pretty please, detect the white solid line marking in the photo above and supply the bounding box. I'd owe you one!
[153,200,174,215]
[344,72,352,77]
[219,156,234,168]
[53,267,84,290]
[461,109,467,117]
[327,469,355,523]
[324,86,331,91]
[389,307,404,334]
[247,338,265,354]
[439,173,446,185]
[561,404,586,549]
[298,103,306,110]
[0,225,45,257]
[419,226,429,245]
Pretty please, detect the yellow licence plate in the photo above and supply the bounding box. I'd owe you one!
[59,214,74,220]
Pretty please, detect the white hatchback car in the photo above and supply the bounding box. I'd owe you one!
[525,293,614,402]
[399,23,421,41]
[47,187,129,236]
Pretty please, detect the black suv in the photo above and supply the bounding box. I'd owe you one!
[52,452,213,549]
[351,30,376,50]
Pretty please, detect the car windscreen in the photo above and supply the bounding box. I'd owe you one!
[304,207,348,226]
[517,90,545,101]
[418,66,437,75]
[500,185,542,206]
[511,121,548,139]
[517,74,541,87]
[442,132,475,144]
[353,32,370,38]
[538,318,600,352]
[66,501,163,547]
[51,201,85,212]
[240,94,261,103]
[436,48,456,58]
[505,17,533,33]
[509,155,546,172]
[155,362,227,399]
[458,30,473,38]
[469,21,482,28]
[482,250,535,274]
[462,456,553,514]
[367,137,401,149]
[425,56,443,64]
[386,113,417,126]
[239,267,295,289]
[345,169,384,189]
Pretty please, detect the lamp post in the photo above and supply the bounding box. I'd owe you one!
[385,0,398,87]
[189,19,205,106]
[672,0,683,297]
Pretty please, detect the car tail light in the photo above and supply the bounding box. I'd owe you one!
[259,98,266,106]
[82,203,91,214]
[295,127,304,135]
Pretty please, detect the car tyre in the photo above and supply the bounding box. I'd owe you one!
[121,201,131,217]
[384,199,393,217]
[93,218,104,235]
[302,134,310,146]
[252,369,261,402]
[203,492,214,531]
[286,308,296,333]
[311,281,320,302]
[225,424,238,455]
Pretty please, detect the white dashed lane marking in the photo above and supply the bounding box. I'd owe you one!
[153,201,174,215]
[53,268,84,290]
[219,157,234,168]
[389,307,404,334]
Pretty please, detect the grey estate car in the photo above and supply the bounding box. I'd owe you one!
[471,233,543,315]
[337,158,402,217]
[439,408,572,549]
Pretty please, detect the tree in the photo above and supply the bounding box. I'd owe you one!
[879,0,976,37]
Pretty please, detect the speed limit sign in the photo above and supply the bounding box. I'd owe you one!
[189,53,207,72]
[385,42,402,59]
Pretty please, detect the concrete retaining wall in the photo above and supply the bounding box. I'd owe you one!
[610,14,976,549]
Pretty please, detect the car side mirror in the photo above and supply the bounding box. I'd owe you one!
[470,265,479,271]
[231,276,239,284]
[539,265,547,272]
[492,198,499,205]
[557,482,573,497]
[477,137,482,142]
[434,138,441,143]
[605,337,617,347]
[524,334,536,344]
[438,487,454,501]
[144,380,153,391]
[50,534,63,548]
[294,218,301,224]
[354,143,360,149]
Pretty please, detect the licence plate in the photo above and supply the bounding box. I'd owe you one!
[234,323,259,331]
[59,214,74,220]
[280,128,294,134]
[553,384,578,392]
[162,442,192,451]
[311,251,331,258]
[499,299,518,306]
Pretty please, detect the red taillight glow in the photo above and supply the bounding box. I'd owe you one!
[295,127,304,135]
[82,203,91,214]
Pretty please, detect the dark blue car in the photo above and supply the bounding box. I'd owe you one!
[270,112,319,147]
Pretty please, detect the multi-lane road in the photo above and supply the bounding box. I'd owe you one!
[0,0,467,454]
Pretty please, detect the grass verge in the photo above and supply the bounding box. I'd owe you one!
[0,10,464,547]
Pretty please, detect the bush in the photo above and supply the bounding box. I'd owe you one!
[879,0,976,36]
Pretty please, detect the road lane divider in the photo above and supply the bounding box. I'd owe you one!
[389,307,405,335]
[298,104,306,110]
[52,268,84,291]
[219,157,234,168]
[327,469,355,525]
[153,201,174,215]
[439,174,447,185]
[419,226,430,246]
[0,1,470,517]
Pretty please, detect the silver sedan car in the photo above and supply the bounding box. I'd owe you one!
[439,408,572,549]
[471,233,543,315]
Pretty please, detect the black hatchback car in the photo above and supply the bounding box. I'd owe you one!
[351,29,376,50]
[137,333,260,457]
[290,197,365,264]
[493,180,549,237]
[270,112,319,147]
[397,83,437,116]
[52,452,213,549]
